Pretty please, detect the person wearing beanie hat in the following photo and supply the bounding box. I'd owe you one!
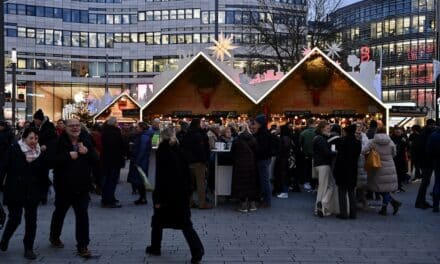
[334,124,361,219]
[250,114,272,208]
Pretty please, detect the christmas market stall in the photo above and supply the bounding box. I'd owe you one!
[141,52,259,121]
[257,48,389,127]
[93,93,141,123]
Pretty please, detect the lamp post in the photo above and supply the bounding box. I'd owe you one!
[0,1,5,120]
[11,48,17,131]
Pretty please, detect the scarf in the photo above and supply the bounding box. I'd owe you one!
[18,139,41,163]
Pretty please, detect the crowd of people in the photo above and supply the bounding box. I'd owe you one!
[0,109,439,262]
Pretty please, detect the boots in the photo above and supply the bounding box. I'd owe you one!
[390,199,402,215]
[378,205,387,216]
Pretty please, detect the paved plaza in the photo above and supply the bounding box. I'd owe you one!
[0,170,439,264]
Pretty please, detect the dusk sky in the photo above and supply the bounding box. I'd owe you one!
[341,0,361,7]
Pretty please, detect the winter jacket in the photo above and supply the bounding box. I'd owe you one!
[415,126,436,168]
[101,124,125,168]
[152,141,192,229]
[363,134,398,193]
[357,133,369,188]
[333,135,361,188]
[312,134,334,167]
[1,143,45,206]
[51,132,99,195]
[127,130,152,186]
[254,128,272,161]
[299,127,316,156]
[427,128,440,160]
[181,128,210,164]
[230,132,260,200]
[391,135,408,175]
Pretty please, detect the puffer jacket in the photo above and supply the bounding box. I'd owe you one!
[363,133,398,193]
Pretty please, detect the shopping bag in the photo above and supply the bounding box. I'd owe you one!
[136,166,154,192]
[365,146,382,170]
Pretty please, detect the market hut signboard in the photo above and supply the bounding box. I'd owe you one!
[258,48,388,124]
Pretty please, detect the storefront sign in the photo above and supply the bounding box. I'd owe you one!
[284,111,312,117]
[332,110,357,116]
[122,109,140,117]
[172,111,192,117]
[211,111,237,117]
[390,106,429,116]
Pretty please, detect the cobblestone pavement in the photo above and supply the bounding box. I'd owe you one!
[0,170,439,264]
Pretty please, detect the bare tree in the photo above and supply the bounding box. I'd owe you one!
[246,0,342,72]
[246,0,308,72]
[308,0,343,49]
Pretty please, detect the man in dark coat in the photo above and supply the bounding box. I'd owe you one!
[181,118,212,209]
[146,128,204,264]
[0,121,15,176]
[251,114,272,208]
[31,109,57,204]
[408,125,422,181]
[334,124,361,219]
[49,118,98,258]
[100,117,125,208]
[427,127,440,213]
[391,127,408,192]
[415,119,437,209]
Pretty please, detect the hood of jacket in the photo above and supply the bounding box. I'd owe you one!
[373,133,392,145]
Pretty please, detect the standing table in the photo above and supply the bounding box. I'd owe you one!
[212,148,233,206]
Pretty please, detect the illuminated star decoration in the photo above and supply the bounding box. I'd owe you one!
[326,42,342,59]
[207,32,238,62]
[302,47,312,57]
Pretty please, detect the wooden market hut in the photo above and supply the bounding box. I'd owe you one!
[257,48,389,125]
[141,52,258,120]
[93,93,141,123]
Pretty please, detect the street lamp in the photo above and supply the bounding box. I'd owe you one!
[11,48,17,131]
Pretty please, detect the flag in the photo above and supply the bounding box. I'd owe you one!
[433,59,440,82]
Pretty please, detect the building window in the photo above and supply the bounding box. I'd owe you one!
[123,14,130,24]
[97,33,106,48]
[97,14,106,24]
[27,28,36,38]
[138,12,145,21]
[202,11,209,24]
[146,11,153,21]
[194,9,201,19]
[106,33,114,48]
[80,32,88,47]
[162,34,169,45]
[178,9,185,20]
[89,32,97,47]
[186,9,193,19]
[45,29,53,45]
[114,14,121,24]
[54,30,62,46]
[72,32,80,47]
[106,14,114,24]
[63,31,71,46]
[162,10,169,20]
[17,27,26,38]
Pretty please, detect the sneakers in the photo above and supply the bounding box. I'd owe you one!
[237,202,249,213]
[303,182,312,191]
[49,237,65,248]
[145,246,161,256]
[24,250,37,260]
[77,247,92,258]
[277,193,288,199]
[249,202,258,211]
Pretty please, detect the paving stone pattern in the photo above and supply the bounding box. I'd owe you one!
[0,169,439,264]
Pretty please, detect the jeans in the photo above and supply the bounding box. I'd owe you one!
[433,161,440,209]
[102,167,121,205]
[380,192,392,205]
[257,159,272,205]
[50,193,90,249]
[1,204,38,250]
[416,166,434,205]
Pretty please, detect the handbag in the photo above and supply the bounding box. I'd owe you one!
[365,144,382,170]
[136,166,154,192]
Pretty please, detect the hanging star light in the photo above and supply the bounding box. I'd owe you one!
[326,42,342,59]
[207,32,238,62]
[302,47,312,57]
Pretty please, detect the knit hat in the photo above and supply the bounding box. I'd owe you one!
[33,109,45,121]
[255,114,267,126]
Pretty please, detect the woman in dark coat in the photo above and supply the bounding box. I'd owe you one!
[334,124,361,219]
[127,122,152,205]
[231,123,260,212]
[273,125,295,198]
[0,128,44,259]
[146,127,204,264]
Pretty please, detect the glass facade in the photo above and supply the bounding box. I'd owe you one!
[330,0,437,115]
[4,0,308,121]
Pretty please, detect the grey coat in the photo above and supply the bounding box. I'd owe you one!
[363,134,398,193]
